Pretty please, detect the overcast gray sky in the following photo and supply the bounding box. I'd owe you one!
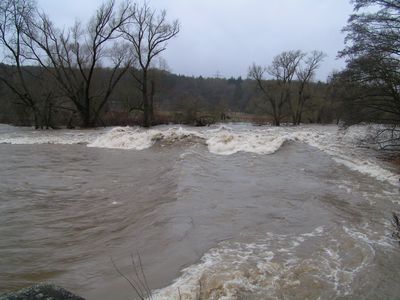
[37,0,353,81]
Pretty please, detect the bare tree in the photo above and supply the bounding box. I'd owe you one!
[25,0,133,127]
[248,64,278,124]
[293,50,325,125]
[248,50,304,126]
[269,50,305,125]
[0,0,49,128]
[121,3,179,127]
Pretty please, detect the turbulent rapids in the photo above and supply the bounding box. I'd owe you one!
[0,123,400,299]
[1,124,399,184]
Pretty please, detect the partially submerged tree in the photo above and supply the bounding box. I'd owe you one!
[248,64,278,125]
[268,50,305,125]
[392,212,400,243]
[293,51,326,125]
[249,50,324,126]
[0,0,50,128]
[121,3,179,127]
[25,0,133,127]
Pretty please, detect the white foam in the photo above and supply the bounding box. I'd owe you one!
[343,226,393,249]
[0,128,99,145]
[87,126,203,150]
[332,157,399,185]
[290,125,400,186]
[205,131,290,155]
[88,127,157,150]
[1,124,399,186]
[153,226,380,299]
[153,240,278,300]
[86,126,292,155]
[301,226,325,237]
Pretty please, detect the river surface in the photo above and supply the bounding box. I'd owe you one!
[0,124,399,299]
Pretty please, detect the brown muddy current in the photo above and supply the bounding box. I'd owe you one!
[0,125,400,299]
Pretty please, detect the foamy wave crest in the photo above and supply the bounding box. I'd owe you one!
[154,242,290,299]
[88,127,203,150]
[332,157,399,185]
[88,126,291,155]
[88,127,158,150]
[205,131,291,155]
[289,126,400,186]
[0,129,98,145]
[0,124,398,185]
[153,242,276,300]
[153,226,377,299]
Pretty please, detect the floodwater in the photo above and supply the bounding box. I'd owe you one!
[0,124,399,299]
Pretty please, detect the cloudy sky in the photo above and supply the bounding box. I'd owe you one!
[37,0,354,81]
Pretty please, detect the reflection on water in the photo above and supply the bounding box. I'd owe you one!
[0,125,400,300]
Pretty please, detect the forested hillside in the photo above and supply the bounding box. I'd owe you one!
[0,64,337,127]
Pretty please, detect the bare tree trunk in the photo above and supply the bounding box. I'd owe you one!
[121,2,179,128]
[142,71,150,128]
[150,79,155,124]
[33,107,39,129]
[24,1,133,129]
[83,98,91,127]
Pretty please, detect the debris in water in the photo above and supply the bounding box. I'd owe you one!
[392,212,400,243]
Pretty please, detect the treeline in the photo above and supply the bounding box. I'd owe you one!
[0,62,341,127]
[0,0,179,128]
[0,0,339,128]
[1,0,398,129]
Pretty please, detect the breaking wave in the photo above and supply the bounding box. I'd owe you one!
[88,127,203,150]
[0,124,399,185]
[87,126,292,155]
[0,126,99,145]
[153,225,383,299]
[205,131,290,155]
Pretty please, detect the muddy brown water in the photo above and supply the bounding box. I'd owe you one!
[1,138,400,299]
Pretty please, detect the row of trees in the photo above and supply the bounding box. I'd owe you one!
[2,0,396,130]
[0,0,179,128]
[0,67,338,126]
[0,1,334,129]
[246,0,400,130]
[248,50,325,126]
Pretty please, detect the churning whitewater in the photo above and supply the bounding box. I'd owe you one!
[0,124,398,185]
[0,123,400,300]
